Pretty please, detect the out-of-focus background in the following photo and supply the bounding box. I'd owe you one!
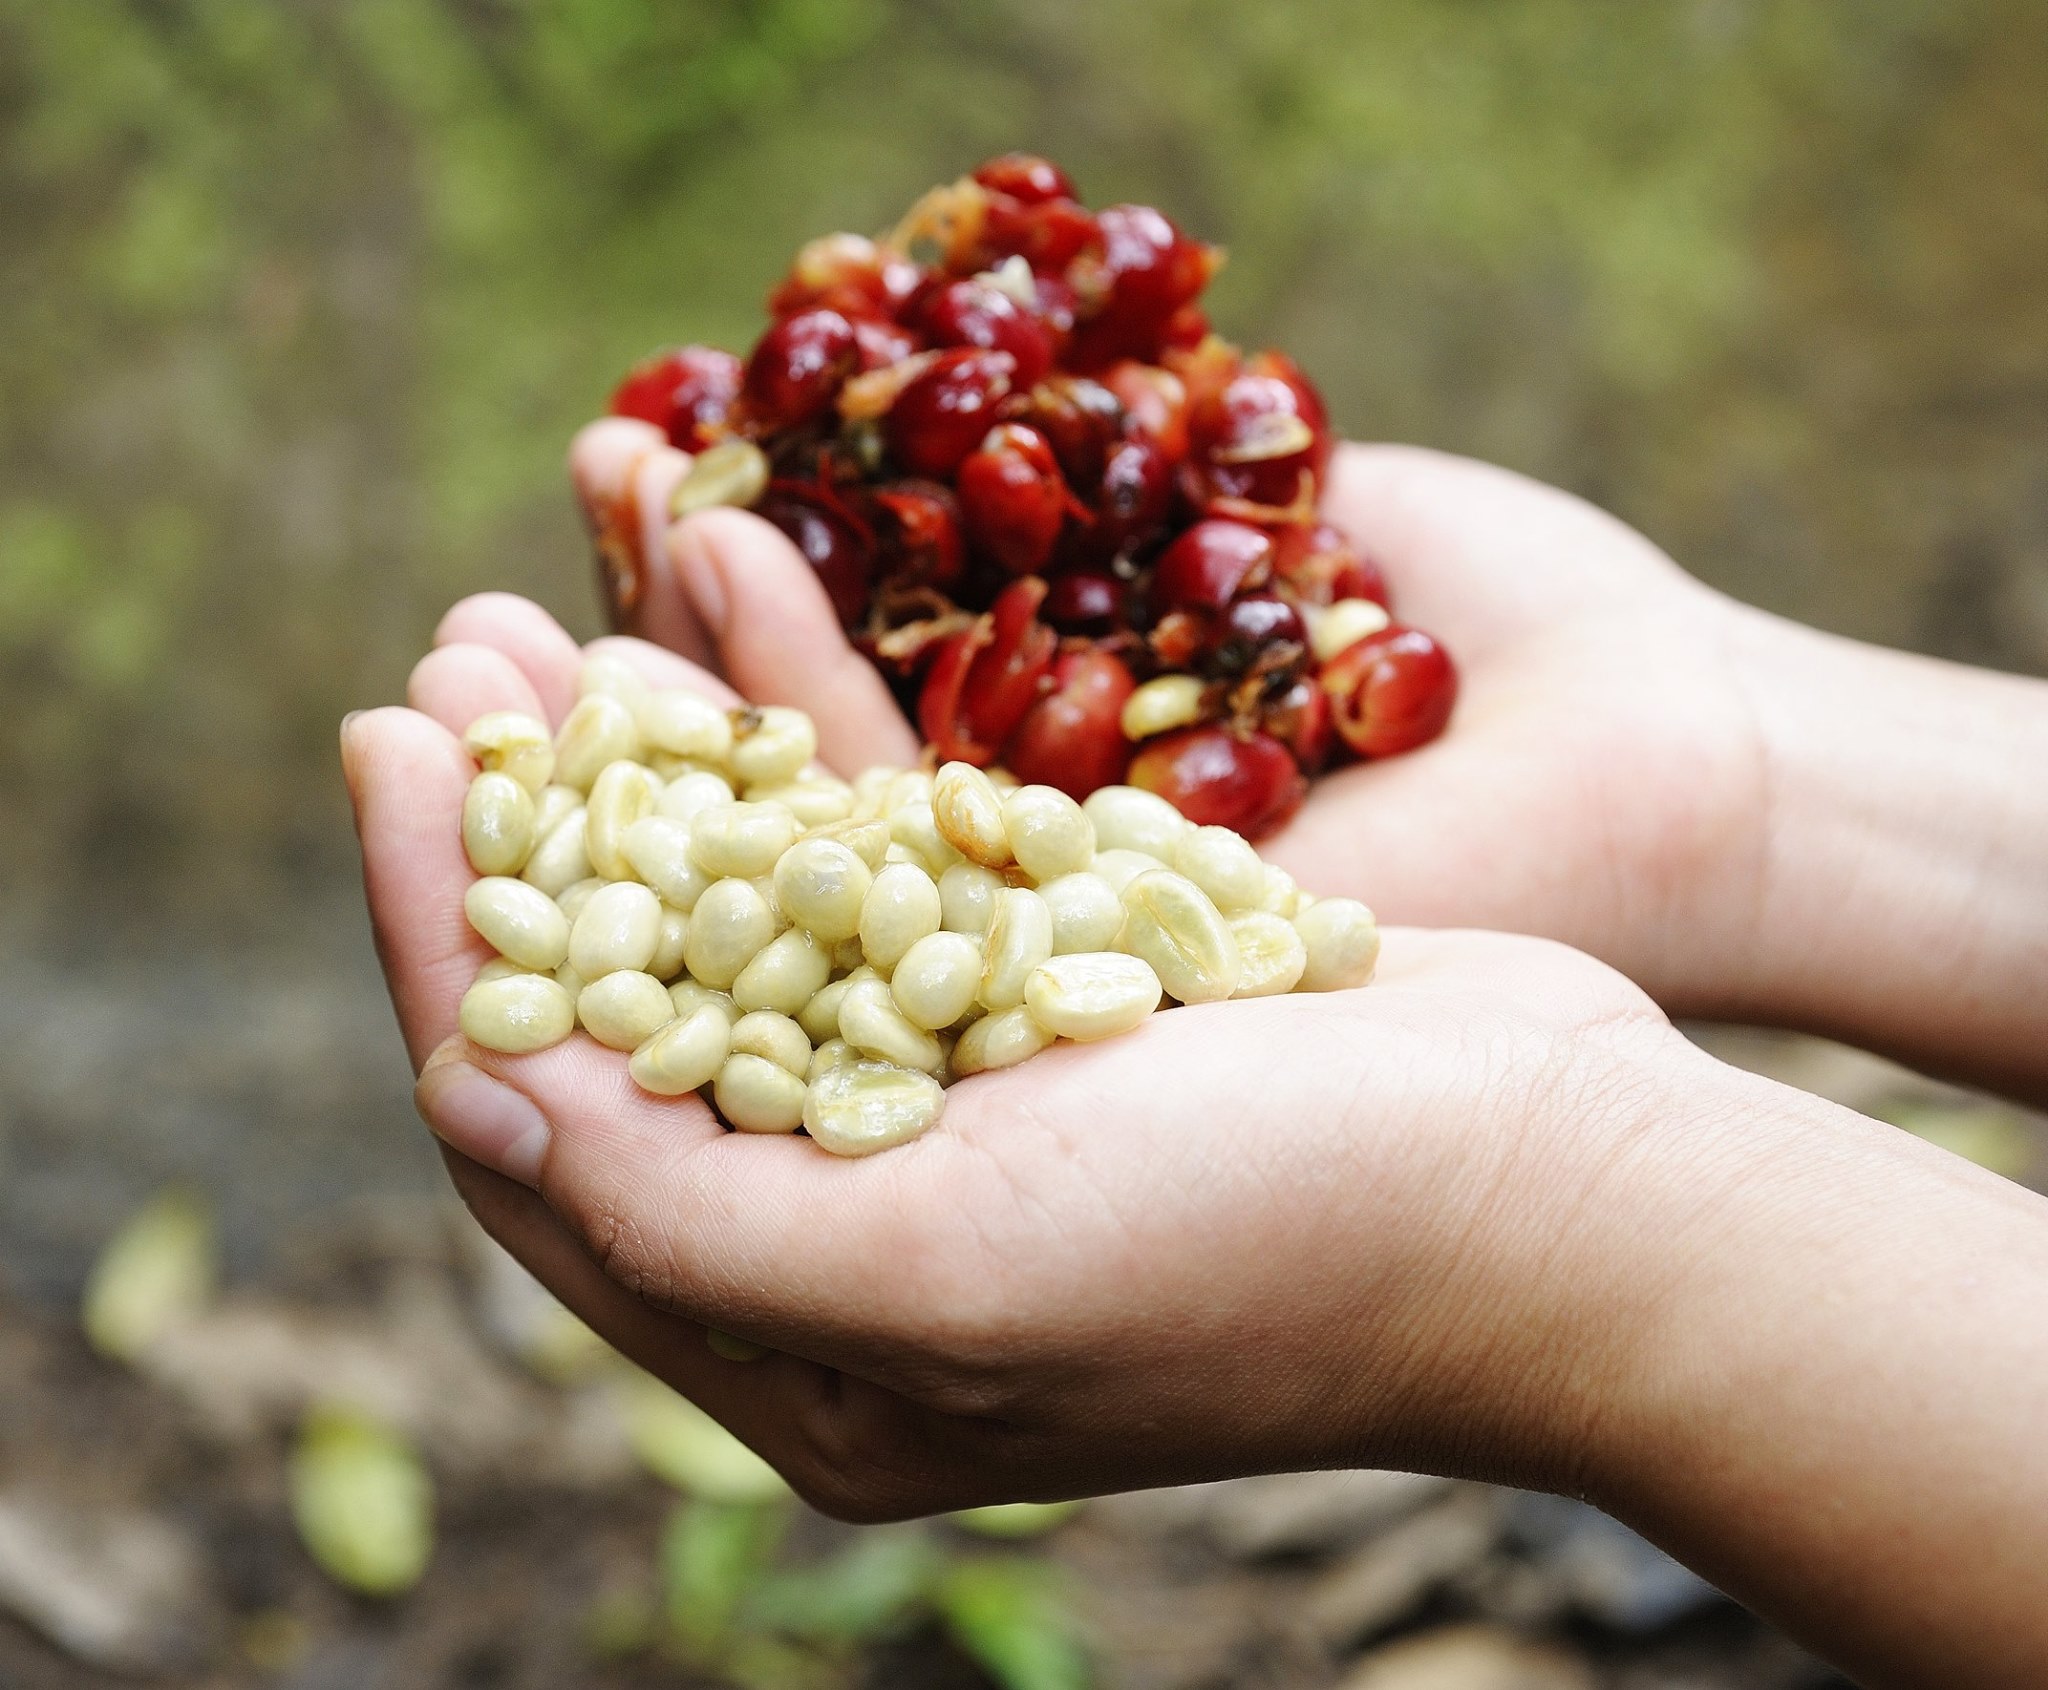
[2,4,2043,1687]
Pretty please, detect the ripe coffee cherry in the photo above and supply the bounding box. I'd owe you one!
[1210,593,1308,674]
[870,481,966,590]
[1271,521,1388,608]
[1261,673,1335,772]
[609,346,743,451]
[1102,360,1191,461]
[1041,571,1124,634]
[979,194,1099,274]
[1187,351,1332,510]
[916,278,1054,388]
[1321,625,1458,758]
[1128,725,1306,837]
[744,308,860,431]
[886,348,1017,480]
[768,232,919,322]
[1148,519,1275,614]
[1007,374,1124,491]
[1003,648,1136,799]
[757,486,873,626]
[852,317,920,371]
[918,577,1057,763]
[957,424,1069,576]
[1070,204,1214,366]
[1089,435,1173,559]
[973,153,1075,204]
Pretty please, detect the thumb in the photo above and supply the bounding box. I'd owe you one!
[666,506,921,777]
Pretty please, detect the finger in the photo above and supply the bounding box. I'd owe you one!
[569,418,710,666]
[407,642,549,737]
[446,1143,998,1520]
[441,1143,829,1421]
[667,507,921,775]
[434,593,586,726]
[580,633,742,710]
[341,707,485,1069]
[413,1031,975,1353]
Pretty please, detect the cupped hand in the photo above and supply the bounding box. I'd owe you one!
[343,596,1747,1519]
[571,423,1772,1018]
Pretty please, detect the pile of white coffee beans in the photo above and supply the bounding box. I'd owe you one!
[454,659,1380,1156]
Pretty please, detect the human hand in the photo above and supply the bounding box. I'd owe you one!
[347,601,2048,1688]
[568,424,1768,1016]
[342,592,1725,1515]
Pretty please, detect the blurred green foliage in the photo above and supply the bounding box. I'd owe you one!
[0,0,2043,914]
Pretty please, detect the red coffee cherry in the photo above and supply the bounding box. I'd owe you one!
[609,346,743,451]
[957,424,1070,577]
[1128,724,1306,836]
[886,348,1017,480]
[1321,625,1457,758]
[757,485,873,627]
[1003,647,1137,798]
[743,309,860,431]
[1148,519,1275,615]
[915,278,1054,388]
[973,153,1076,204]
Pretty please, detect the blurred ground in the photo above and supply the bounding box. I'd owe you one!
[2,2,2046,1686]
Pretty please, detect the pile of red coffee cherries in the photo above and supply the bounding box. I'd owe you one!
[599,154,1456,839]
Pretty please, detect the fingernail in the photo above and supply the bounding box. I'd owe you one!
[338,711,366,786]
[669,521,729,635]
[415,1059,551,1186]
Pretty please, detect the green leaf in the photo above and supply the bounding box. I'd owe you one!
[745,1528,941,1644]
[937,1559,1090,1690]
[659,1498,787,1656]
[618,1372,790,1503]
[950,1502,1083,1540]
[81,1188,217,1361]
[289,1404,434,1596]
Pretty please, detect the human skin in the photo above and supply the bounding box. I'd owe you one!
[341,438,2048,1687]
[568,427,2048,1101]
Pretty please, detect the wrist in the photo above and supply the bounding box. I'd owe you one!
[1571,1058,2048,1687]
[1718,607,2048,1097]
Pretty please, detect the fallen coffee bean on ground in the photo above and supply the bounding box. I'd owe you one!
[455,664,1380,1156]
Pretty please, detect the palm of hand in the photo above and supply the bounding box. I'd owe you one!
[348,594,1672,1518]
[573,426,1767,1012]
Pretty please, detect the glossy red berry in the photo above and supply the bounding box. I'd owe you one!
[743,309,860,431]
[917,577,1056,763]
[1271,521,1388,608]
[886,348,1016,480]
[757,486,873,627]
[1261,674,1334,773]
[1041,570,1124,633]
[916,279,1054,387]
[1148,519,1275,614]
[1127,725,1305,836]
[1003,648,1136,798]
[979,195,1099,274]
[957,423,1069,576]
[1006,375,1123,491]
[1187,352,1332,511]
[1088,435,1174,560]
[609,346,743,451]
[1210,593,1308,674]
[852,317,920,371]
[869,481,966,591]
[973,154,1076,204]
[1321,625,1457,758]
[1101,360,1190,461]
[1069,204,1214,366]
[768,232,920,322]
